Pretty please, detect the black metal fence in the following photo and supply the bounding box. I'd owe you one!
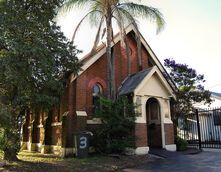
[178,108,221,149]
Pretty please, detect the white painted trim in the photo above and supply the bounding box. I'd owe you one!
[51,122,62,127]
[134,96,148,124]
[134,66,176,99]
[139,36,165,74]
[164,118,173,124]
[135,119,146,123]
[167,99,172,119]
[76,111,87,117]
[135,146,149,155]
[141,95,169,100]
[165,144,177,152]
[87,118,102,124]
[71,48,106,82]
[160,98,166,149]
[62,111,69,117]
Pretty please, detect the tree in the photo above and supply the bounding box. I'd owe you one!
[0,0,81,161]
[60,0,165,100]
[93,96,137,153]
[164,58,212,133]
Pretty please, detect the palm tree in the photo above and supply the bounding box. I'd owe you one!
[60,0,165,100]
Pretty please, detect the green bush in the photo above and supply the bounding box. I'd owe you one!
[92,97,138,154]
[175,136,187,151]
[0,106,20,160]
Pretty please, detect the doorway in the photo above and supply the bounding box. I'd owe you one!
[146,98,162,148]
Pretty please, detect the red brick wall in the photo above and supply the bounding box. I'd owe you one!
[164,124,174,145]
[51,125,62,146]
[75,32,151,118]
[76,52,107,116]
[66,81,77,147]
[55,32,154,148]
[135,123,147,147]
[23,110,30,142]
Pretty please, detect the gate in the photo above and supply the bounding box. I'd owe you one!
[178,108,221,149]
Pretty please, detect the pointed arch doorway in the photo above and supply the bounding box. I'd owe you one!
[146,98,162,148]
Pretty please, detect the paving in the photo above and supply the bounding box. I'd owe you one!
[121,149,221,172]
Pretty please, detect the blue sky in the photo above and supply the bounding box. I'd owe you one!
[57,0,221,92]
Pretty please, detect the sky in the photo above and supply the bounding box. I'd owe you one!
[57,0,221,93]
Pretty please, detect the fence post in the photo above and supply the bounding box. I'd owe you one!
[195,109,202,149]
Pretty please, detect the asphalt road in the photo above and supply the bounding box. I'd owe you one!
[121,150,221,172]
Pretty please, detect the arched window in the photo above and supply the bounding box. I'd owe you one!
[93,84,102,97]
[92,83,102,113]
[146,98,160,123]
[149,100,160,121]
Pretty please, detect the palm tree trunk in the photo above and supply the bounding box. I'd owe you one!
[106,14,115,100]
[135,29,142,71]
[111,47,115,100]
[137,40,142,71]
[124,39,131,75]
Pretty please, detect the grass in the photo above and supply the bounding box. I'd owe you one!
[0,151,154,172]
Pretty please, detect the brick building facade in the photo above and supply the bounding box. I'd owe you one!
[21,25,177,156]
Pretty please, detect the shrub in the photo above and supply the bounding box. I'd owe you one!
[175,136,188,151]
[92,97,138,154]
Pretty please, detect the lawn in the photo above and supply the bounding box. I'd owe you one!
[0,151,155,172]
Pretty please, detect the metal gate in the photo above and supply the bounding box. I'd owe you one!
[178,108,221,149]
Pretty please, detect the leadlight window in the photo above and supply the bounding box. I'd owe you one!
[92,84,102,113]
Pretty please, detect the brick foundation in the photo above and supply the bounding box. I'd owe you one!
[135,123,147,147]
[164,123,174,145]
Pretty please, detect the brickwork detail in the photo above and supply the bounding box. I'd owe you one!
[135,123,147,147]
[164,123,174,145]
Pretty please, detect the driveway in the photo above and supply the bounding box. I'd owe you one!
[121,150,221,172]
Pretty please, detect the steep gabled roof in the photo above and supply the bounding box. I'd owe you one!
[118,67,153,96]
[70,24,176,92]
[118,66,176,99]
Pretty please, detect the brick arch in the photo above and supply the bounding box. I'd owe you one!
[88,77,107,90]
[87,77,107,116]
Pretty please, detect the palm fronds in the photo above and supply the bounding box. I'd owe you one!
[120,2,165,33]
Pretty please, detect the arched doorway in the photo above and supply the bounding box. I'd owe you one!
[146,98,162,148]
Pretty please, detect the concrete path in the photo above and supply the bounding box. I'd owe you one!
[121,150,221,172]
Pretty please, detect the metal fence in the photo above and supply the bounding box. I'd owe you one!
[178,108,221,149]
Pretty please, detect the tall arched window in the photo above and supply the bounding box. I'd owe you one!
[92,83,102,113]
[146,98,160,123]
